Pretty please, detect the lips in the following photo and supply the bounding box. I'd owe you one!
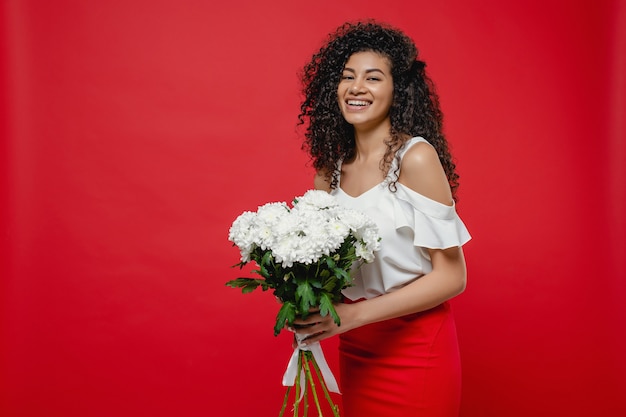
[345,99,372,111]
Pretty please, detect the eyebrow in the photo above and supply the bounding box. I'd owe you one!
[343,67,387,76]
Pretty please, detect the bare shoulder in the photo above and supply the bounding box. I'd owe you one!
[314,171,332,192]
[398,141,453,205]
[401,141,440,169]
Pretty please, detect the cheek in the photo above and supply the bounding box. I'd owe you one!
[385,87,395,108]
[336,87,346,104]
[387,85,394,101]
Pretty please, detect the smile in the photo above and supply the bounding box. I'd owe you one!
[346,100,371,107]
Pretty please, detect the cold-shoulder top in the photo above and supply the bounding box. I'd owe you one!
[331,136,471,301]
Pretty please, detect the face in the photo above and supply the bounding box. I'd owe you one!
[337,51,394,131]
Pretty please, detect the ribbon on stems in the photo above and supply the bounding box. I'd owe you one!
[282,337,340,395]
[279,335,342,416]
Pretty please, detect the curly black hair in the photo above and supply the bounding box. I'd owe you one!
[299,20,459,199]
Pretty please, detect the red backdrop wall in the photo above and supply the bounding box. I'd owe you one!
[2,0,625,416]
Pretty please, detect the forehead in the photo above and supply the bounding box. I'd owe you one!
[344,51,391,71]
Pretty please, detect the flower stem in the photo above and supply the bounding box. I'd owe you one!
[294,356,302,417]
[302,351,309,415]
[302,351,324,417]
[311,355,341,417]
[279,386,292,417]
[303,376,309,416]
[301,351,309,416]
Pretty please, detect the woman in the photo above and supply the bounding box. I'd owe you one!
[292,21,471,416]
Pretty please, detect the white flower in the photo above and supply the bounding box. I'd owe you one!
[256,202,289,226]
[228,211,259,262]
[255,202,289,250]
[294,189,339,211]
[319,221,346,258]
[338,209,370,232]
[361,227,381,252]
[229,190,381,267]
[272,232,301,267]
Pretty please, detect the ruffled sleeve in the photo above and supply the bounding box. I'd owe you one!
[392,183,471,249]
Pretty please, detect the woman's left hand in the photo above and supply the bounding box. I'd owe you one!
[290,303,358,346]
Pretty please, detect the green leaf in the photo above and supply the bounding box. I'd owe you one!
[258,264,270,279]
[225,278,267,293]
[261,251,273,267]
[296,282,316,313]
[322,277,337,292]
[253,252,274,279]
[319,293,341,326]
[274,301,296,336]
[310,279,322,289]
[333,267,350,281]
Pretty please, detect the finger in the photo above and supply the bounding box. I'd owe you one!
[288,311,323,327]
[293,321,319,330]
[299,331,326,346]
[293,324,318,336]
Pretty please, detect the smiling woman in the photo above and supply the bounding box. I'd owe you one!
[3,2,624,417]
[297,21,470,417]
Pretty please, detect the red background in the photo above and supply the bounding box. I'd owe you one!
[2,0,625,416]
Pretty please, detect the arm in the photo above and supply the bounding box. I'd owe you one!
[293,142,467,344]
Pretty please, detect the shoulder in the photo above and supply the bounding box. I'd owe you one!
[314,171,332,192]
[398,141,453,205]
[401,140,440,170]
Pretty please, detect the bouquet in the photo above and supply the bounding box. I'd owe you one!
[226,190,380,417]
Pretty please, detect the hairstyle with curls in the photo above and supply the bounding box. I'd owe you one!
[299,20,459,200]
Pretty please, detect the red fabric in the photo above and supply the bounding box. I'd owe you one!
[339,302,461,417]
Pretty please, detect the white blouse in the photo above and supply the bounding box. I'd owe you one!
[331,137,471,300]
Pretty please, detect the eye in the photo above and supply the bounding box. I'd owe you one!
[341,74,354,80]
[367,77,381,81]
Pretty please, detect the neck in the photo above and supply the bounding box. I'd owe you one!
[353,122,391,160]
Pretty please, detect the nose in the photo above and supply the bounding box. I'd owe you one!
[350,77,365,94]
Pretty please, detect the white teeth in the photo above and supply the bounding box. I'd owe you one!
[347,100,370,106]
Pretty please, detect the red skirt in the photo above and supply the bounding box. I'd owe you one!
[339,301,461,417]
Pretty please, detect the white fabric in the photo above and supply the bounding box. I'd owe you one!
[282,335,341,396]
[331,136,471,300]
